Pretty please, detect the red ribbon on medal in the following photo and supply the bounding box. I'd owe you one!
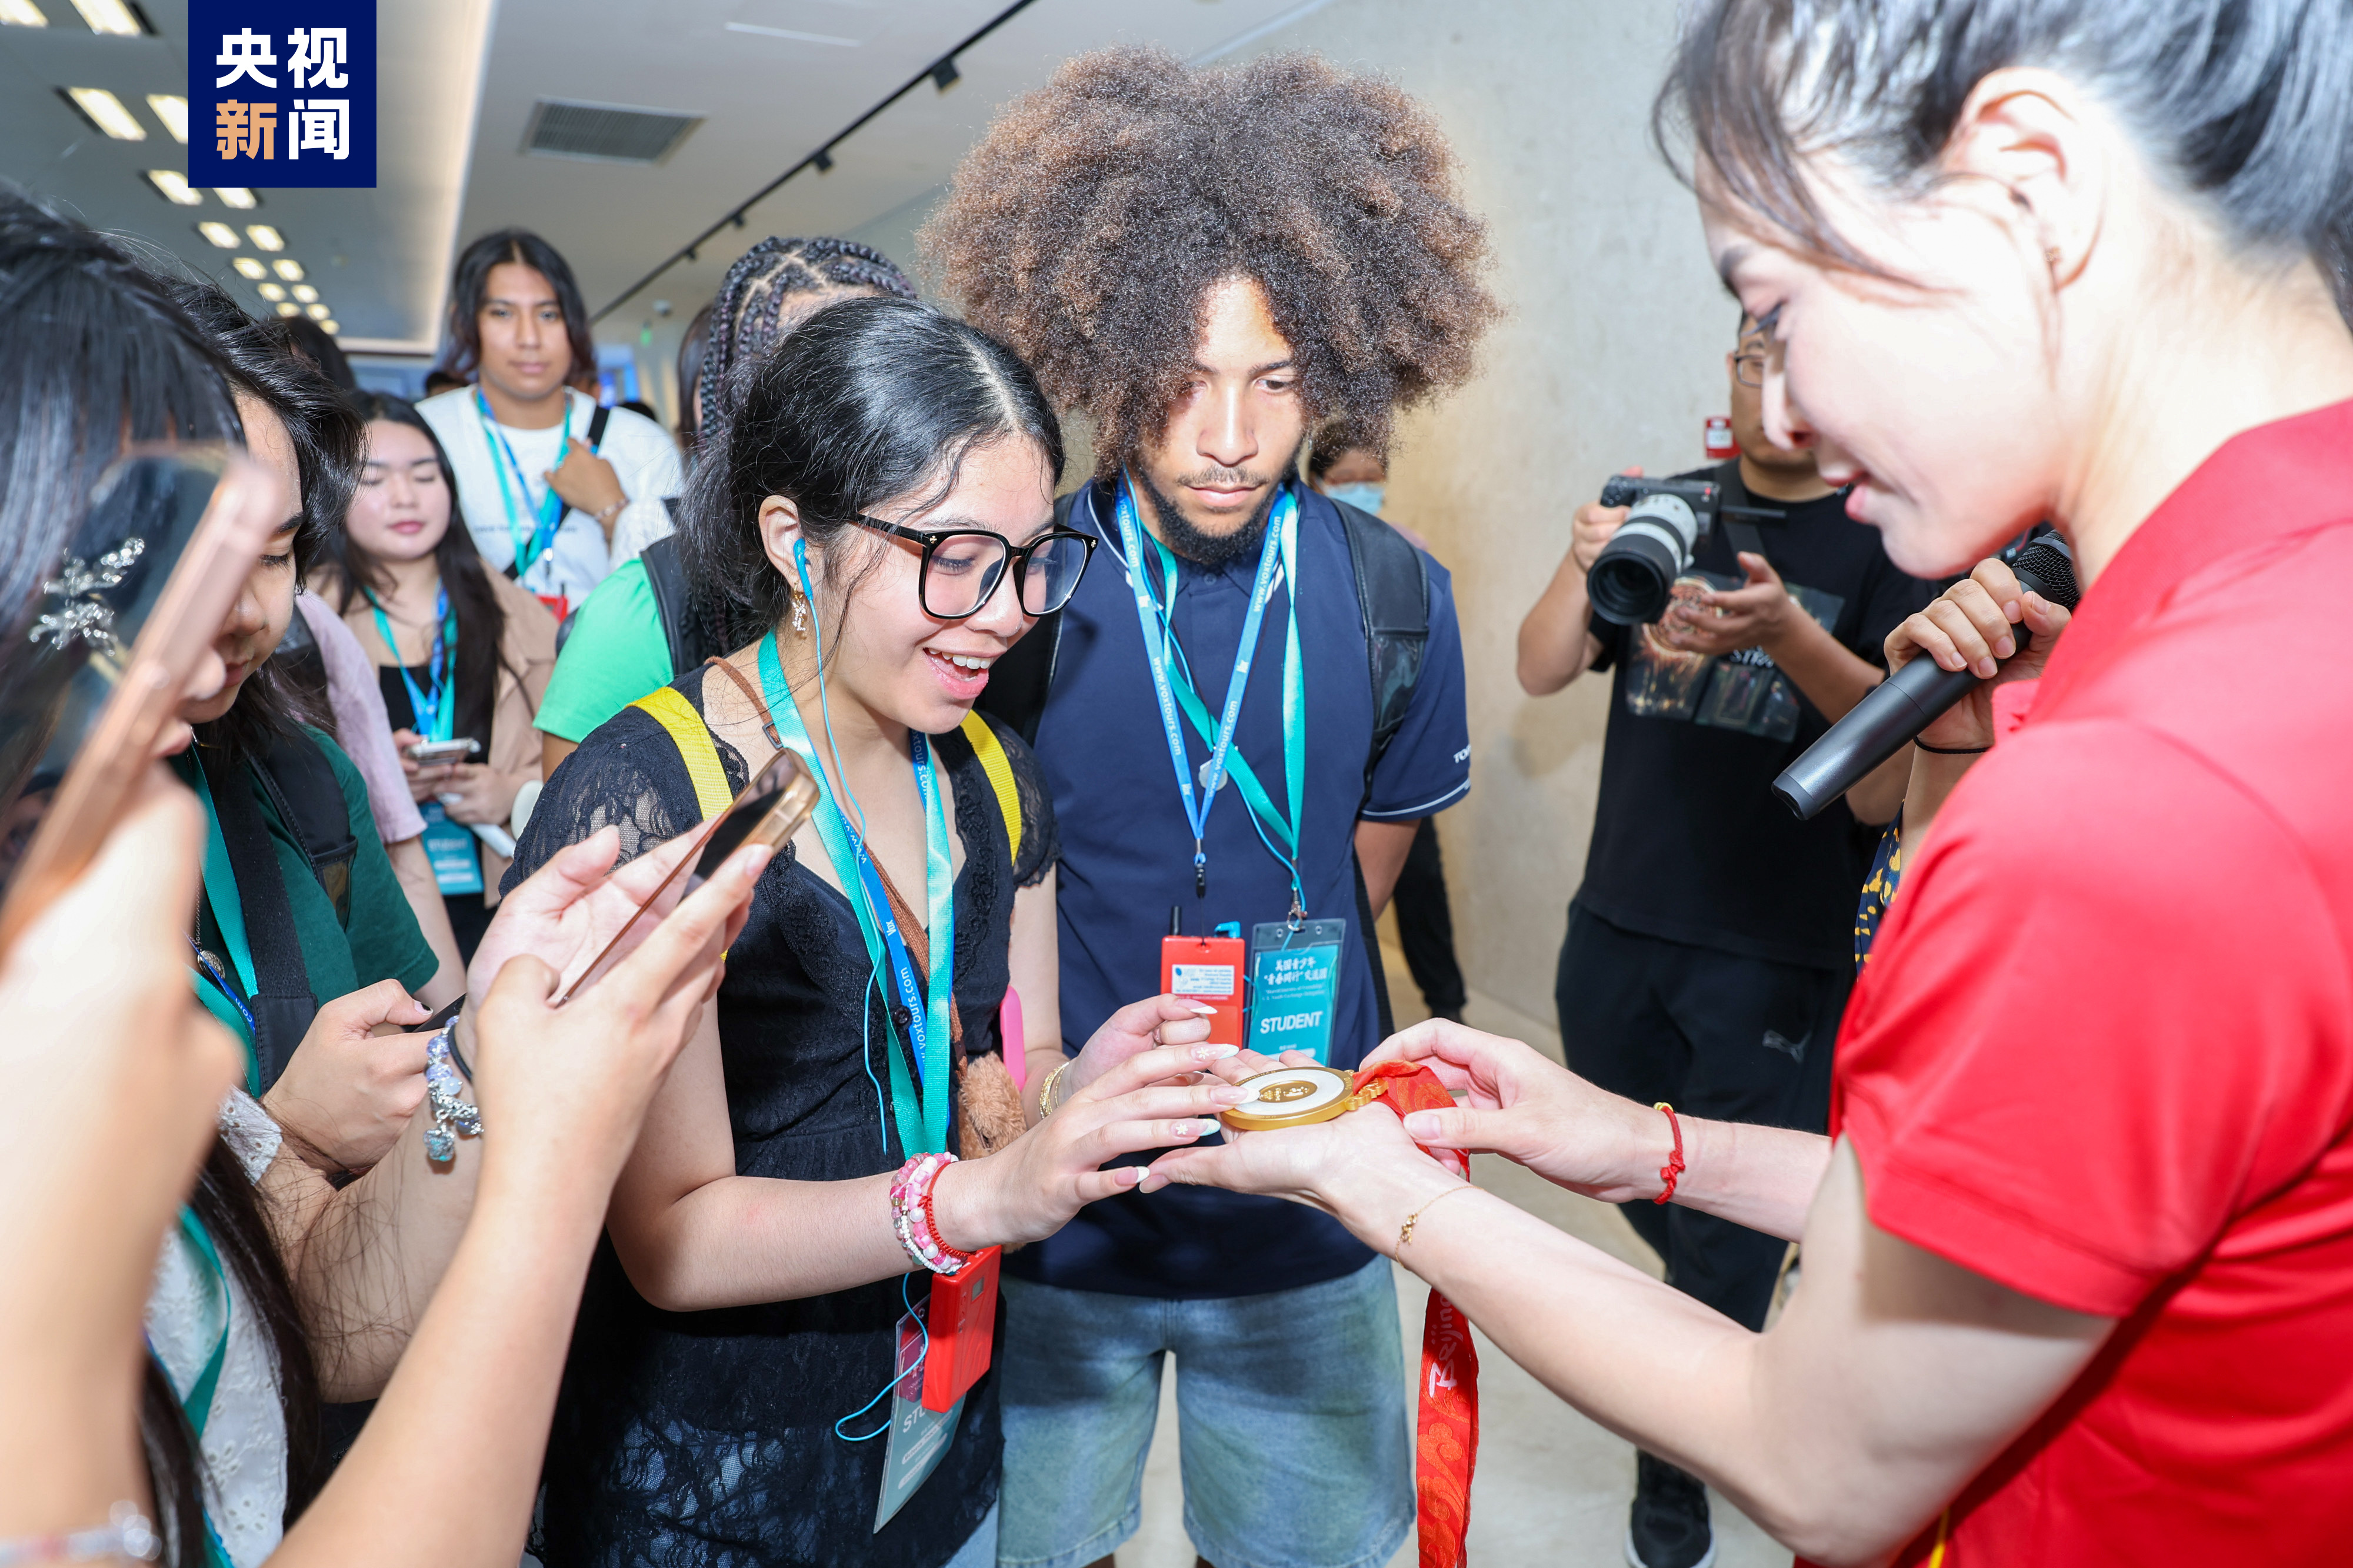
[1348,1060,1479,1568]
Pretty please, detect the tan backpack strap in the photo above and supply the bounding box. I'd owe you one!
[704,655,782,752]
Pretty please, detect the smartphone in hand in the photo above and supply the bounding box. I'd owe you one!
[405,738,481,765]
[551,747,819,1004]
[0,448,289,953]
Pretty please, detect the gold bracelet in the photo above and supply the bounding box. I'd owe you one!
[1398,1182,1476,1250]
[1039,1059,1075,1117]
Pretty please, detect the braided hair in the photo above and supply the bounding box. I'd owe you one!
[693,237,917,443]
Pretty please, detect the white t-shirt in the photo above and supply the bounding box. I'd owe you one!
[418,386,683,613]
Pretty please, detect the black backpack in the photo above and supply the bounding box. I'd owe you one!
[201,728,361,1091]
[554,512,701,672]
[976,483,1434,1037]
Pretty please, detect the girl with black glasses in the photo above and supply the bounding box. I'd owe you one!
[511,298,1239,1568]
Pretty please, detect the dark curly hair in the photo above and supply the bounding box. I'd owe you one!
[920,46,1498,476]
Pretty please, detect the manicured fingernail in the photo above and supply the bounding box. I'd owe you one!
[1188,1002,1218,1016]
[1403,1111,1442,1139]
[1212,1086,1252,1105]
[1137,1172,1165,1193]
[1119,1166,1142,1186]
[1169,1121,1207,1138]
[1193,1043,1238,1062]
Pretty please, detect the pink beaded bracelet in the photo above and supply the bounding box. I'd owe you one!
[889,1152,974,1276]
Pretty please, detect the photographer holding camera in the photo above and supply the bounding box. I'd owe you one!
[1516,312,1932,1568]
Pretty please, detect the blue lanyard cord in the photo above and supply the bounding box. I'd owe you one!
[188,938,257,1037]
[755,631,955,1157]
[474,389,571,576]
[369,586,456,743]
[1112,477,1308,917]
[834,1272,932,1442]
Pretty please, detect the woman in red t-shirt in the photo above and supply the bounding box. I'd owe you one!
[1154,1,2353,1564]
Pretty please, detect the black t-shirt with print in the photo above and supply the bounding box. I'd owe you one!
[1576,461,1937,970]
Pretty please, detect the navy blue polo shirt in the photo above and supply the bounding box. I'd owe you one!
[1008,478,1471,1300]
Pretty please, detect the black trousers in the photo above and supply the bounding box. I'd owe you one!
[1554,902,1848,1332]
[1393,816,1468,1017]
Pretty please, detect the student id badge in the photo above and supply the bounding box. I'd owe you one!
[419,800,482,896]
[1247,919,1347,1063]
[875,1295,967,1533]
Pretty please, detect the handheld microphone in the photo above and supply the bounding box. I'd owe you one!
[1772,533,2079,820]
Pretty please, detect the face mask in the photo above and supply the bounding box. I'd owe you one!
[1322,481,1385,516]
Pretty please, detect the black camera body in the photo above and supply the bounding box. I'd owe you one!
[1587,475,1783,625]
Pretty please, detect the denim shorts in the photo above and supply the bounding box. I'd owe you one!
[996,1259,1412,1568]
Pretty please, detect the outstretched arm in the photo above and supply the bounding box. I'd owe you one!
[1145,1100,2111,1566]
[264,830,763,1567]
[1365,1019,1833,1242]
[267,825,718,1398]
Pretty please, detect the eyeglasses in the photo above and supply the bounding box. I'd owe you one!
[849,515,1098,620]
[1733,353,1767,388]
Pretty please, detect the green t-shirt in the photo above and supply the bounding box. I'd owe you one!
[534,557,676,743]
[186,730,438,1030]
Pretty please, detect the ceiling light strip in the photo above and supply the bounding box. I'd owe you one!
[589,0,1040,322]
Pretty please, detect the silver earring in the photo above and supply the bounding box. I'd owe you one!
[791,594,808,633]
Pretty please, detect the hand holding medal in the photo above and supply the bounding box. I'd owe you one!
[1144,1051,1484,1568]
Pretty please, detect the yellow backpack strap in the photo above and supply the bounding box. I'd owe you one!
[959,710,1022,868]
[632,686,732,822]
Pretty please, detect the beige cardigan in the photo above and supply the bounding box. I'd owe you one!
[324,567,556,902]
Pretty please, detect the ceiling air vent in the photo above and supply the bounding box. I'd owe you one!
[521,100,702,166]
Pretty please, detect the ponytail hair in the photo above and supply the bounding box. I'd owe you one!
[1656,0,2353,323]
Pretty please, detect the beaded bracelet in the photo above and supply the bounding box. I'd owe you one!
[423,1022,483,1164]
[0,1503,160,1564]
[888,1152,975,1276]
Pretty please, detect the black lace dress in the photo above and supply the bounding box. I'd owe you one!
[508,669,1056,1568]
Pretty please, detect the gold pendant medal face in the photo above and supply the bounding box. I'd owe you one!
[1219,1065,1354,1132]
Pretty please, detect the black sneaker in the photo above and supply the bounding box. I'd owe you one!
[1625,1451,1715,1568]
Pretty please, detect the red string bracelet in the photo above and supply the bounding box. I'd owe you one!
[1652,1102,1685,1205]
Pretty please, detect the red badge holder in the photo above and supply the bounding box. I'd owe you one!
[1349,1060,1481,1568]
[1704,414,1738,460]
[919,1245,1001,1413]
[1162,932,1246,1049]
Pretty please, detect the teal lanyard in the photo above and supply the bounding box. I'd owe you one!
[756,632,955,1156]
[172,1209,232,1438]
[186,763,261,1093]
[165,1209,238,1568]
[1114,479,1309,919]
[474,390,571,576]
[370,586,456,743]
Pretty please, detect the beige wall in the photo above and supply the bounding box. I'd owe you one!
[1223,0,1731,1022]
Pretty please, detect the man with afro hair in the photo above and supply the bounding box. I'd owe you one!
[922,46,1495,1568]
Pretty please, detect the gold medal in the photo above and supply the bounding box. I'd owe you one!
[1218,1065,1354,1132]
